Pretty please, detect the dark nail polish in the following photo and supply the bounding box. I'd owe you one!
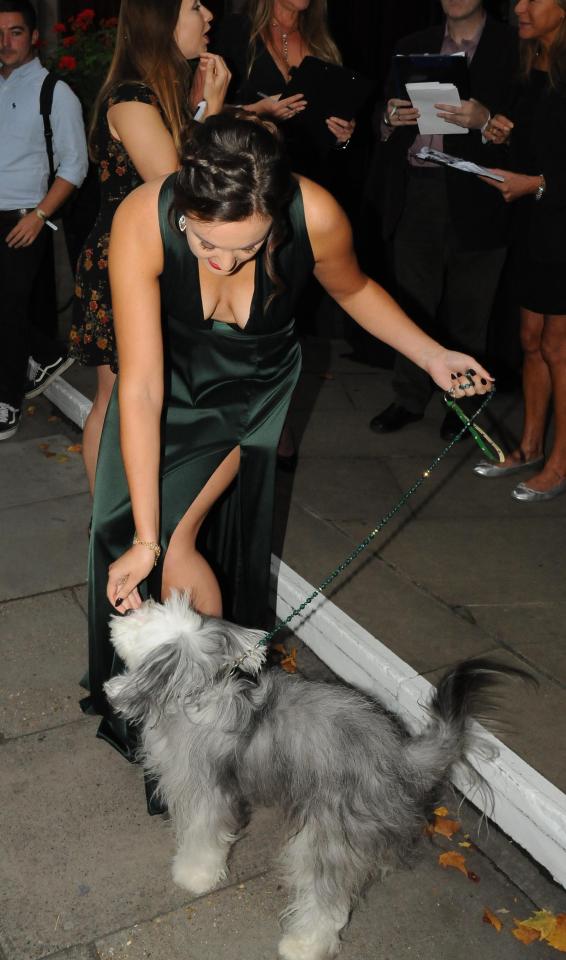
[466,368,477,376]
[456,372,462,377]
[116,597,123,607]
[450,373,457,380]
[481,378,487,385]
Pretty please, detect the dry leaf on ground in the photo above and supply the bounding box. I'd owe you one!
[26,405,36,415]
[433,815,461,838]
[67,443,82,453]
[483,907,503,933]
[438,851,468,877]
[513,909,566,950]
[434,806,448,816]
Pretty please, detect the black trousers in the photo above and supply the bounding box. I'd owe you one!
[391,170,507,415]
[0,210,61,408]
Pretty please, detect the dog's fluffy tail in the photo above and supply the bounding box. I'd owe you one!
[403,658,535,795]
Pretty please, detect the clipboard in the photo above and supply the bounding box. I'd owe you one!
[285,56,371,152]
[393,53,470,101]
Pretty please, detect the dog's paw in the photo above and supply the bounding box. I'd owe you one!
[172,857,227,895]
[278,933,340,960]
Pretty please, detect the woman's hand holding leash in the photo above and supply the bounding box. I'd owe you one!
[107,545,156,612]
[424,349,494,397]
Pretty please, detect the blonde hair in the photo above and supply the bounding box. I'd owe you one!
[246,0,342,77]
[520,0,566,89]
[89,0,193,158]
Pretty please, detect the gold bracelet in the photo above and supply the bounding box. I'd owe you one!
[133,533,162,566]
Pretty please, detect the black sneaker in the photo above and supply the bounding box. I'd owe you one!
[24,355,75,399]
[0,402,21,440]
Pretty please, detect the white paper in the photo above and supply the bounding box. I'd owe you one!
[415,146,505,181]
[405,82,467,136]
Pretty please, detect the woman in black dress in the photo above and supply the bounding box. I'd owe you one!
[475,0,566,500]
[215,0,355,180]
[69,0,230,492]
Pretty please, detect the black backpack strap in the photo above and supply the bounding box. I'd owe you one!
[40,72,59,187]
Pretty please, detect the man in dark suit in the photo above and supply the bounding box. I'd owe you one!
[370,0,518,439]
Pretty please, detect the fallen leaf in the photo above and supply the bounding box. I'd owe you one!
[26,405,36,416]
[547,915,566,952]
[438,851,468,877]
[516,910,558,941]
[434,806,449,817]
[483,907,503,933]
[67,443,82,453]
[280,646,297,674]
[459,841,472,848]
[38,443,50,451]
[512,925,540,945]
[433,815,461,838]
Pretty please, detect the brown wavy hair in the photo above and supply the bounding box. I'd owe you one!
[89,0,194,158]
[172,111,296,304]
[520,0,566,89]
[246,0,342,77]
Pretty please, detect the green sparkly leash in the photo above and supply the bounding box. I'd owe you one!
[236,388,500,661]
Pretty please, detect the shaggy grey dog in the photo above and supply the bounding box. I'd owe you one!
[104,593,528,960]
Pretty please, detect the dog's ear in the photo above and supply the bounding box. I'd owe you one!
[104,640,184,721]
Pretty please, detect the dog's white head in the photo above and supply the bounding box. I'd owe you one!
[104,591,267,722]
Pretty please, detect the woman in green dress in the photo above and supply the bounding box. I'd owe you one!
[86,112,492,761]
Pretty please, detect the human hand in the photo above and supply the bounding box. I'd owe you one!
[478,169,541,203]
[483,113,514,144]
[253,92,307,120]
[107,544,155,613]
[384,97,419,127]
[423,350,494,396]
[5,211,44,248]
[434,98,489,130]
[190,54,231,116]
[326,115,355,144]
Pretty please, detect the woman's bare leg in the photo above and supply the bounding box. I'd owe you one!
[492,309,549,469]
[161,446,241,616]
[82,364,116,495]
[522,313,566,491]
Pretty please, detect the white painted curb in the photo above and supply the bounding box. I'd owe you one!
[45,377,566,889]
[270,556,566,890]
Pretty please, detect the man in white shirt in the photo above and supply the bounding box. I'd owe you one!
[0,0,88,439]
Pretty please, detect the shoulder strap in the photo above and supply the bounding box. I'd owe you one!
[40,72,59,187]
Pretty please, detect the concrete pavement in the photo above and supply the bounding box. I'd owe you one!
[1,343,566,960]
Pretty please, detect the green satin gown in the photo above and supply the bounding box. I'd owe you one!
[82,174,314,758]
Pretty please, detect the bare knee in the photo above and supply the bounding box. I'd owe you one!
[541,321,566,367]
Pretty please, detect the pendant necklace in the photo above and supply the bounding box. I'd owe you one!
[271,17,298,66]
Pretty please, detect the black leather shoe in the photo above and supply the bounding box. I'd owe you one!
[440,408,473,442]
[369,403,423,434]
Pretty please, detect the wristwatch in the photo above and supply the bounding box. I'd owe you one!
[535,174,546,201]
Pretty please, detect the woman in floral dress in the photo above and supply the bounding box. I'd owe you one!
[69,0,230,492]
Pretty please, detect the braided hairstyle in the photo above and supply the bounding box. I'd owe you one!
[172,111,296,301]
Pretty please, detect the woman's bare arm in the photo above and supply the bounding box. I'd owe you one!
[106,179,166,609]
[300,176,493,393]
[107,101,180,180]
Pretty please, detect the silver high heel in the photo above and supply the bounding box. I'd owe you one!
[473,454,544,478]
[512,478,566,502]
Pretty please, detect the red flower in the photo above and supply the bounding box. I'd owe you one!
[62,35,76,47]
[53,22,66,33]
[74,8,95,29]
[58,55,77,71]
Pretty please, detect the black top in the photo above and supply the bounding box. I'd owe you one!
[511,71,566,263]
[373,17,520,250]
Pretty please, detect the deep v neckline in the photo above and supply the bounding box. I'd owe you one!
[193,252,262,333]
